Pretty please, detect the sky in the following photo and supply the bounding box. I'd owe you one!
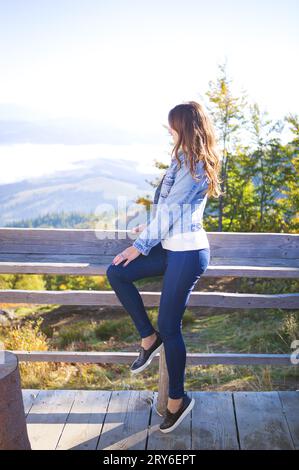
[0,0,298,183]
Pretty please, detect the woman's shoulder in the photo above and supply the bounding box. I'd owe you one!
[173,152,205,173]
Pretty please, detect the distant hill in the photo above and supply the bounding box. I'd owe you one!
[4,211,99,228]
[0,156,159,226]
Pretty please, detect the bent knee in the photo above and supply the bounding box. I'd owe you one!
[106,262,129,283]
[106,263,118,281]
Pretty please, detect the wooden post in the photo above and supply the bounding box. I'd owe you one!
[156,345,169,416]
[0,351,31,450]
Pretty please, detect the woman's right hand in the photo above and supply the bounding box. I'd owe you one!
[131,223,147,234]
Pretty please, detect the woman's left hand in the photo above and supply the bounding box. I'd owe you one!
[112,246,142,267]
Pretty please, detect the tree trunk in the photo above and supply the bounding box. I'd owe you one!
[0,351,31,450]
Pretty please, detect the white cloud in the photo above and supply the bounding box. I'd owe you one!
[0,142,169,184]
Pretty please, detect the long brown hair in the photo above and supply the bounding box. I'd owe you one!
[168,100,223,198]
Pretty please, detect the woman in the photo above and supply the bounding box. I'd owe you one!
[106,101,222,433]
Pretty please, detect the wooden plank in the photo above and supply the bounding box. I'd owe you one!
[147,391,191,450]
[18,389,299,450]
[96,390,152,450]
[0,229,298,275]
[0,239,299,258]
[0,256,298,271]
[15,351,141,364]
[25,389,76,450]
[0,261,298,277]
[0,227,131,250]
[186,292,299,308]
[2,241,298,259]
[0,255,298,268]
[234,391,295,450]
[0,254,113,263]
[0,243,124,256]
[13,350,296,366]
[210,257,299,268]
[1,289,298,309]
[191,391,239,449]
[22,389,40,416]
[156,346,169,416]
[0,229,298,260]
[0,261,108,275]
[56,390,111,450]
[214,232,299,254]
[206,265,299,278]
[0,243,109,255]
[278,391,299,450]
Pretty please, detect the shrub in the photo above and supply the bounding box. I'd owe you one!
[94,318,139,341]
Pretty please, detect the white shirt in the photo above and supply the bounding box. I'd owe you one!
[161,227,210,251]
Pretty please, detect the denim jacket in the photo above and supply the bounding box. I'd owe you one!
[132,150,209,256]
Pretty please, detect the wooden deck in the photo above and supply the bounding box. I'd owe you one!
[22,389,299,450]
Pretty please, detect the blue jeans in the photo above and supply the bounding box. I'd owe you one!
[106,242,210,399]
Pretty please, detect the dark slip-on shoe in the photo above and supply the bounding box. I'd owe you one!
[130,330,163,374]
[159,392,195,433]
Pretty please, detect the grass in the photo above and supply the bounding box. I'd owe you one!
[1,275,298,391]
[185,309,298,354]
[1,301,298,392]
[93,319,140,342]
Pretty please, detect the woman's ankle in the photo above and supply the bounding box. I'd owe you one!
[141,331,157,350]
[167,396,184,413]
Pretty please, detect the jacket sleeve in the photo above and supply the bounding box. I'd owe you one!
[132,159,209,256]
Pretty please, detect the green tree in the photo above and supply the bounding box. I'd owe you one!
[205,60,248,231]
[277,113,299,232]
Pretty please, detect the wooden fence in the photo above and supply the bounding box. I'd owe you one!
[0,228,298,414]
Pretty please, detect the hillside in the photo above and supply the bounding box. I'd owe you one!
[0,156,159,226]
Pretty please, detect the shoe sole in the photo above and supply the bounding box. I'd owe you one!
[159,397,195,433]
[130,343,163,375]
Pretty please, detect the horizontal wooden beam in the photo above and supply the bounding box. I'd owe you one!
[1,228,298,260]
[0,262,298,278]
[1,289,299,309]
[10,350,296,366]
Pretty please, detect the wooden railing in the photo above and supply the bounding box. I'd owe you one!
[0,228,298,415]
